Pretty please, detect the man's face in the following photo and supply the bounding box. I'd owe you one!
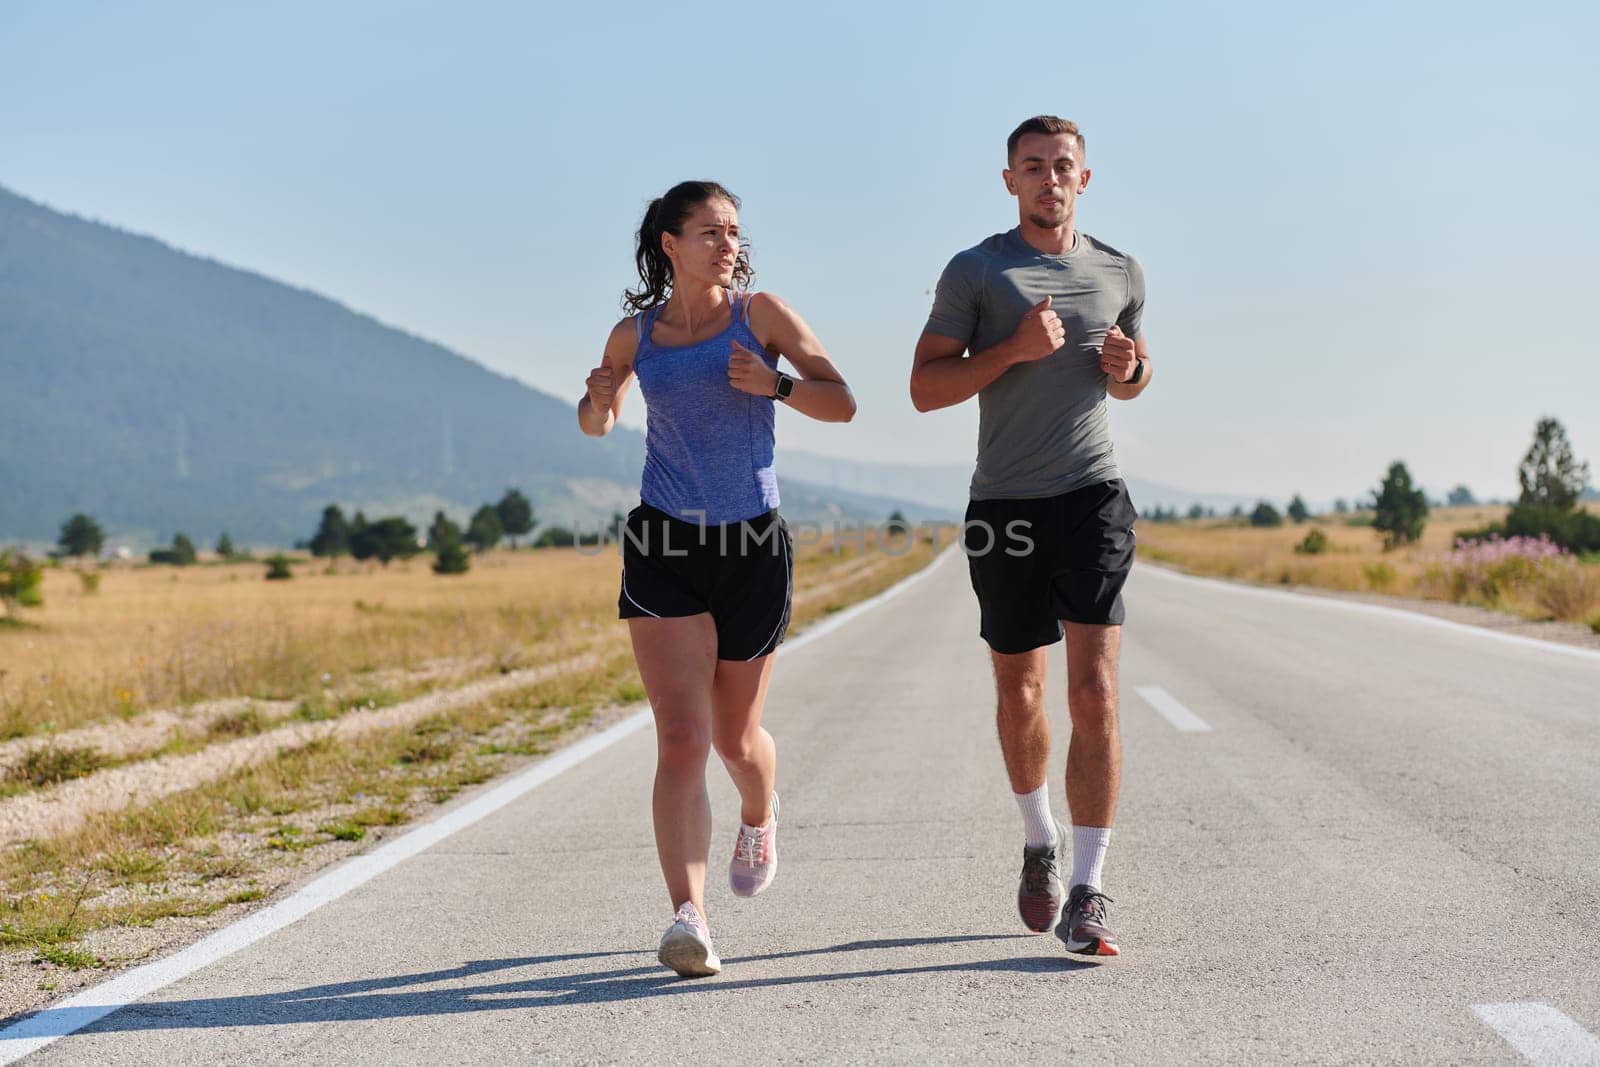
[1003,133,1091,229]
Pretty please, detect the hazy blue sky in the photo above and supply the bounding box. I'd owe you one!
[5,0,1596,503]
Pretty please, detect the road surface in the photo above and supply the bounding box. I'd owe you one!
[7,551,1600,1064]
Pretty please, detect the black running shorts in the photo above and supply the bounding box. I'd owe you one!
[963,479,1137,655]
[617,503,793,661]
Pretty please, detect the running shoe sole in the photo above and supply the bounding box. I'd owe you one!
[658,929,721,977]
[1060,934,1120,957]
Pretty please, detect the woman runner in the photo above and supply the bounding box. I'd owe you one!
[578,181,855,976]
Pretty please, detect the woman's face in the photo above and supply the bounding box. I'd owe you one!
[663,198,741,290]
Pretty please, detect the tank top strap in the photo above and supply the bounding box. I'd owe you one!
[637,304,664,350]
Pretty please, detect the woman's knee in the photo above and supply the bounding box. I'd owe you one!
[712,724,764,766]
[655,710,711,767]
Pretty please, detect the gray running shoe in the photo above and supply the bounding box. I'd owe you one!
[1057,883,1119,957]
[658,901,721,977]
[1017,819,1067,933]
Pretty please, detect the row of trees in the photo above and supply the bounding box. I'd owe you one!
[307,489,534,560]
[55,512,245,566]
[1368,417,1594,551]
[1143,418,1591,554]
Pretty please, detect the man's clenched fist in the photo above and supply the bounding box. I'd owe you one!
[1011,295,1065,363]
[1099,325,1139,382]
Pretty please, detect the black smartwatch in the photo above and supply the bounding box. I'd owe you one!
[1125,358,1145,385]
[773,372,796,402]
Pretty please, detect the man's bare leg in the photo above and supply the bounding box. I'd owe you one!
[992,646,1067,932]
[1057,620,1122,956]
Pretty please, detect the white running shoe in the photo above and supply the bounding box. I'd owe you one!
[658,901,721,977]
[728,792,779,898]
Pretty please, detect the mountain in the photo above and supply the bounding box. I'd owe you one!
[781,450,1259,516]
[0,185,947,548]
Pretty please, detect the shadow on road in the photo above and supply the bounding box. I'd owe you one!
[43,934,1097,1036]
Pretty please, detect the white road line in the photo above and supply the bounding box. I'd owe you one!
[1139,562,1600,664]
[1135,686,1212,733]
[0,544,959,1064]
[1474,1002,1600,1065]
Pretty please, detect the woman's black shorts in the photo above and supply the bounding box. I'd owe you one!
[617,503,793,661]
[963,479,1137,655]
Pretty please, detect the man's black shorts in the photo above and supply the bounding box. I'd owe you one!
[963,479,1137,655]
[617,502,793,661]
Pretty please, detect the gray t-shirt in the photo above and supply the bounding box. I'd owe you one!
[924,228,1145,500]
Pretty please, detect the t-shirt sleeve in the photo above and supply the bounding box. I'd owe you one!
[1117,255,1146,340]
[923,250,984,344]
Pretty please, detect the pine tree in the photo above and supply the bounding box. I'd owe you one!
[495,489,535,548]
[1518,417,1589,512]
[1372,462,1428,549]
[309,505,351,557]
[466,505,504,552]
[58,513,105,559]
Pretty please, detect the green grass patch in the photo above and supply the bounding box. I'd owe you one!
[207,704,270,738]
[224,887,265,904]
[7,743,107,788]
[33,943,103,969]
[319,821,367,842]
[351,806,408,827]
[96,850,166,885]
[266,825,312,852]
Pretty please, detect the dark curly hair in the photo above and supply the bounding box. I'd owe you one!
[623,181,753,312]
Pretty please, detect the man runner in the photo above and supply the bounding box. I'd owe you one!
[909,115,1151,956]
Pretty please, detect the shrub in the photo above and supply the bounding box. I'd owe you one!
[0,549,44,618]
[534,526,576,549]
[1445,535,1564,607]
[1363,562,1396,592]
[9,744,106,788]
[432,540,470,575]
[1295,529,1330,555]
[1534,559,1600,622]
[264,555,293,581]
[77,571,101,595]
[1249,502,1282,528]
[149,533,197,566]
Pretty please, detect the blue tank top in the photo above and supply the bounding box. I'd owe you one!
[633,289,781,525]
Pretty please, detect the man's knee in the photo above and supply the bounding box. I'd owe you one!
[996,674,1046,720]
[1067,671,1118,723]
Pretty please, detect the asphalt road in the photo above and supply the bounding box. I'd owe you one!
[11,551,1600,1064]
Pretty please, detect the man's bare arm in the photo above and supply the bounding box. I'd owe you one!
[910,296,1063,412]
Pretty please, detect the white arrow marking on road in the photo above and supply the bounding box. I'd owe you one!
[1135,686,1211,732]
[1474,1002,1600,1065]
[0,546,961,1064]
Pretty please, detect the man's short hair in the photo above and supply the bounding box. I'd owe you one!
[1007,116,1085,165]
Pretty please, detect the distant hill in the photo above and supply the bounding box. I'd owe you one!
[782,450,1259,516]
[0,185,946,548]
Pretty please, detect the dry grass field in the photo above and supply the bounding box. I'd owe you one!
[0,528,947,1014]
[1135,505,1600,627]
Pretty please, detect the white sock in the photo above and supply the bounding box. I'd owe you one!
[1070,825,1112,890]
[1013,785,1058,849]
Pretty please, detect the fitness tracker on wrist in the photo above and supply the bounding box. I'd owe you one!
[1125,358,1145,385]
[773,372,795,402]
